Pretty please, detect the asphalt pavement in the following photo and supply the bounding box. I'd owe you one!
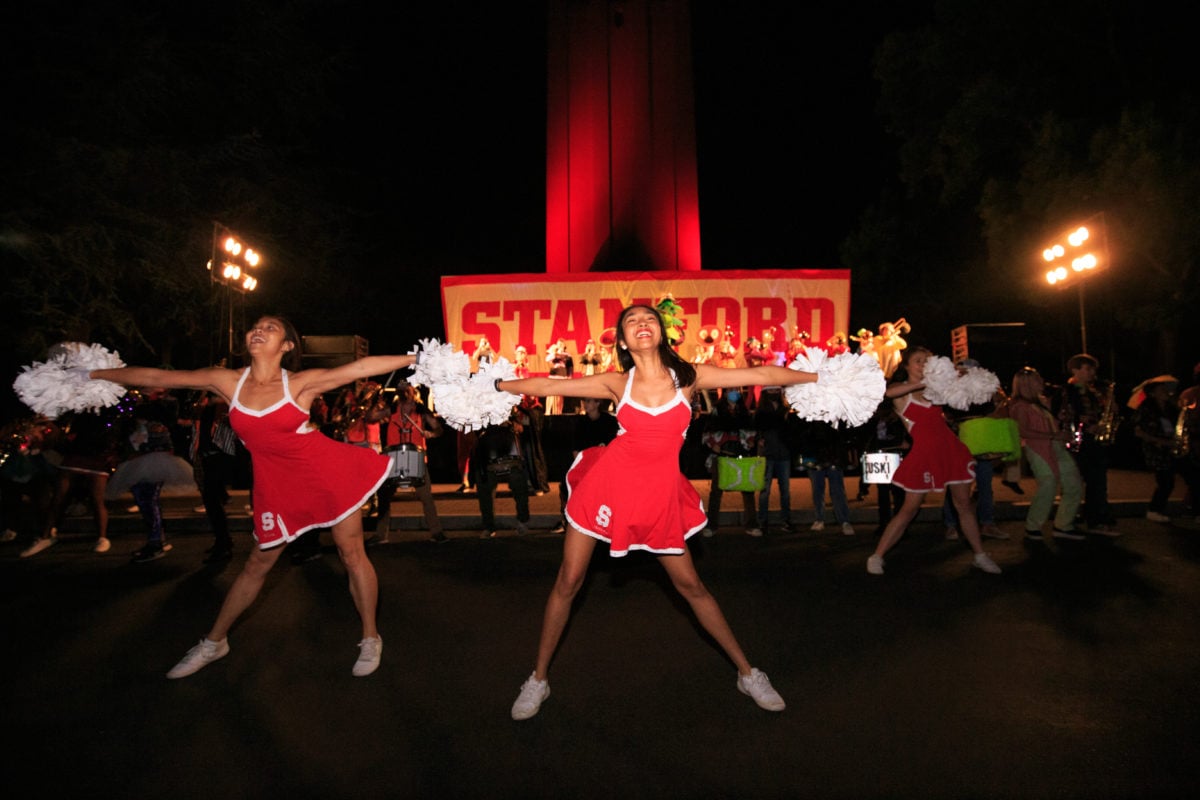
[3,471,1198,799]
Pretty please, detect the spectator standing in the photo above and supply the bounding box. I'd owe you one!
[856,399,910,536]
[799,418,857,536]
[754,387,793,534]
[701,388,761,538]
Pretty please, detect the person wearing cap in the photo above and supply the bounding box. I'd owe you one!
[1052,353,1120,537]
[1130,375,1199,523]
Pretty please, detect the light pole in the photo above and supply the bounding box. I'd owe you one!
[208,222,264,365]
[1041,212,1108,354]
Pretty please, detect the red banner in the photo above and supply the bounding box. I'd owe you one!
[440,269,850,373]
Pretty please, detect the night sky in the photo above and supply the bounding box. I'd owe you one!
[9,1,1193,391]
[311,1,925,354]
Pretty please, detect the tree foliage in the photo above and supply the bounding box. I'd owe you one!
[855,0,1198,377]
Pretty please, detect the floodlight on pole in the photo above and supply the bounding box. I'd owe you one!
[208,222,265,363]
[1040,212,1108,354]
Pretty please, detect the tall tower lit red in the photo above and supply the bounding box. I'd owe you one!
[545,0,701,273]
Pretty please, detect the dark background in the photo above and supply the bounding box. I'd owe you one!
[2,1,1196,423]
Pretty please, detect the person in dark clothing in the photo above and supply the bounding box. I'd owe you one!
[857,398,910,536]
[516,394,551,494]
[552,397,619,533]
[473,416,531,538]
[193,392,238,563]
[754,387,793,534]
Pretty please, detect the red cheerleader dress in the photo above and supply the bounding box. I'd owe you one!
[890,395,976,493]
[564,368,708,556]
[228,369,389,548]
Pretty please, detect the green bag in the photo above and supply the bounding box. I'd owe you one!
[717,456,766,492]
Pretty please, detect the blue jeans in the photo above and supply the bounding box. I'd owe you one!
[943,457,996,528]
[757,457,792,529]
[130,481,164,543]
[809,467,850,524]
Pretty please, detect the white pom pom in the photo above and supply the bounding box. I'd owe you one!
[407,340,519,431]
[407,338,471,389]
[784,350,886,427]
[922,356,1000,410]
[12,342,126,418]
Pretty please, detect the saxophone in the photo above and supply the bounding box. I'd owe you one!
[1095,381,1118,446]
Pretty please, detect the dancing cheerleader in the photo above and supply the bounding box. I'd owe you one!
[866,346,1003,576]
[78,315,417,679]
[490,304,883,721]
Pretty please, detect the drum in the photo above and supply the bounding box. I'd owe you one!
[860,451,902,484]
[957,417,1021,461]
[384,443,426,486]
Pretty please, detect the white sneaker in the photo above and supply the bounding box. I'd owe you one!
[20,535,57,558]
[867,554,885,575]
[1145,511,1170,523]
[972,552,1002,574]
[737,668,785,711]
[94,537,111,554]
[841,522,856,536]
[701,527,715,538]
[810,520,825,532]
[352,636,382,677]
[167,638,230,679]
[1,529,17,543]
[511,672,550,720]
[745,527,763,538]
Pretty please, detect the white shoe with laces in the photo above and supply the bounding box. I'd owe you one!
[167,638,230,679]
[841,522,856,536]
[737,668,785,711]
[511,672,550,720]
[810,520,825,532]
[745,527,763,538]
[352,636,382,677]
[20,533,57,558]
[972,552,1002,574]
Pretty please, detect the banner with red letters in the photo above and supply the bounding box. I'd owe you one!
[440,270,850,373]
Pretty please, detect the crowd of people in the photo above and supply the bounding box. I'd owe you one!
[3,307,1199,715]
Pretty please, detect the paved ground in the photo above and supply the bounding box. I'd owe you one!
[3,472,1198,799]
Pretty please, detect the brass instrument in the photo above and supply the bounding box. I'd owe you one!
[1095,381,1118,446]
[1054,382,1084,452]
[1174,400,1194,458]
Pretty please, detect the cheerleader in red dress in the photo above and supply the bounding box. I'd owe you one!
[227,367,389,547]
[496,304,822,720]
[867,346,1002,576]
[88,315,418,680]
[563,366,707,556]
